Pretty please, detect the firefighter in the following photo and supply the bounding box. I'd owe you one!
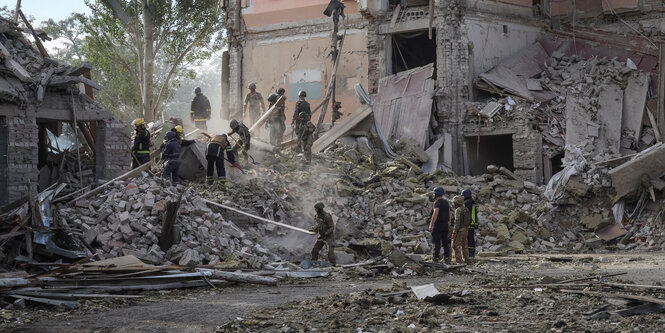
[205,134,235,185]
[190,87,211,131]
[131,118,150,168]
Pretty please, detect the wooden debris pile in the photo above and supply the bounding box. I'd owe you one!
[0,255,277,309]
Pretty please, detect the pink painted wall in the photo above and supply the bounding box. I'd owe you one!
[242,0,359,27]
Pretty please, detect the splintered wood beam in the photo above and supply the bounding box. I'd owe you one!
[18,10,48,58]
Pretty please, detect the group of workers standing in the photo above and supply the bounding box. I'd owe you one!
[428,187,477,264]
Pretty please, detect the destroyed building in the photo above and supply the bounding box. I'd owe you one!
[0,17,131,206]
[221,0,665,185]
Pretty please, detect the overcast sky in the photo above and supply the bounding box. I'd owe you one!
[1,0,90,23]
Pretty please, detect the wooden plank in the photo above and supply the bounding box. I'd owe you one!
[203,199,315,235]
[390,4,401,28]
[311,106,372,153]
[609,143,665,198]
[658,43,665,142]
[647,107,661,141]
[560,289,665,305]
[196,268,278,286]
[69,161,152,204]
[248,95,285,133]
[8,294,77,309]
[48,75,102,90]
[18,10,48,58]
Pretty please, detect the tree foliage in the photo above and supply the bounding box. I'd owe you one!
[81,0,225,121]
[40,14,87,62]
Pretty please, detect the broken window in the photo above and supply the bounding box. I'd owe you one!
[391,30,436,75]
[464,135,514,176]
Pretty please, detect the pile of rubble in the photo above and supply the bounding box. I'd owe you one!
[58,175,282,269]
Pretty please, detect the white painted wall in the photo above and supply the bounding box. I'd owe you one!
[465,17,543,77]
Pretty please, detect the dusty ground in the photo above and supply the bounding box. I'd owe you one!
[6,253,665,333]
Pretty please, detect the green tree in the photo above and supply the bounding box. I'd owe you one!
[40,14,87,63]
[82,0,225,122]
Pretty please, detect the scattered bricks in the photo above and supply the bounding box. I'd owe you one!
[144,194,155,210]
[179,248,198,267]
[96,231,113,244]
[152,200,166,215]
[117,211,130,224]
[264,223,276,232]
[334,251,355,265]
[75,200,90,208]
[117,201,127,211]
[119,223,132,234]
[125,183,139,196]
[130,220,149,234]
[84,227,99,245]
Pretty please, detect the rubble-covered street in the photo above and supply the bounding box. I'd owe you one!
[3,0,665,332]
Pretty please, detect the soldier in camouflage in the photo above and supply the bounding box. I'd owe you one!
[311,203,336,266]
[243,83,265,127]
[296,112,316,163]
[267,88,286,147]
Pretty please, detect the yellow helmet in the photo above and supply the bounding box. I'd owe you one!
[174,125,184,133]
[132,118,145,127]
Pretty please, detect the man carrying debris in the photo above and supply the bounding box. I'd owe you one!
[162,131,181,184]
[190,87,211,131]
[229,119,251,163]
[131,118,151,168]
[243,83,265,126]
[267,88,286,147]
[462,189,478,257]
[205,134,235,185]
[428,187,450,263]
[451,195,471,264]
[311,203,337,266]
[296,112,316,163]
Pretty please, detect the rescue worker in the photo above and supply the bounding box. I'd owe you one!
[190,87,211,131]
[171,125,195,147]
[462,189,478,257]
[428,187,450,263]
[296,112,316,163]
[205,134,234,185]
[131,118,150,168]
[292,90,311,125]
[229,119,251,162]
[161,131,181,184]
[451,195,471,264]
[243,83,265,126]
[311,203,336,266]
[267,88,286,147]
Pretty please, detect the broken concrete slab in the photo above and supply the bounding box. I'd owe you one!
[621,72,649,145]
[609,143,665,198]
[597,84,623,154]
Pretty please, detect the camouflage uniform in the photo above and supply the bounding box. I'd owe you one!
[229,122,251,162]
[268,94,286,147]
[296,113,316,163]
[452,198,471,264]
[243,91,265,126]
[311,209,336,265]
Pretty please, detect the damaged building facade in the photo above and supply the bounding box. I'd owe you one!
[222,0,665,184]
[0,18,131,205]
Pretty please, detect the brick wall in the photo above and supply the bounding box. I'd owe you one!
[436,0,471,174]
[98,119,131,180]
[6,114,38,202]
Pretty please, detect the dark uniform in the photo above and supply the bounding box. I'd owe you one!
[244,91,265,126]
[229,121,251,162]
[206,135,234,185]
[293,99,311,123]
[431,197,450,262]
[132,127,151,168]
[296,113,316,163]
[190,92,211,131]
[311,204,336,265]
[268,91,286,147]
[452,196,471,264]
[162,134,181,184]
[463,190,478,257]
